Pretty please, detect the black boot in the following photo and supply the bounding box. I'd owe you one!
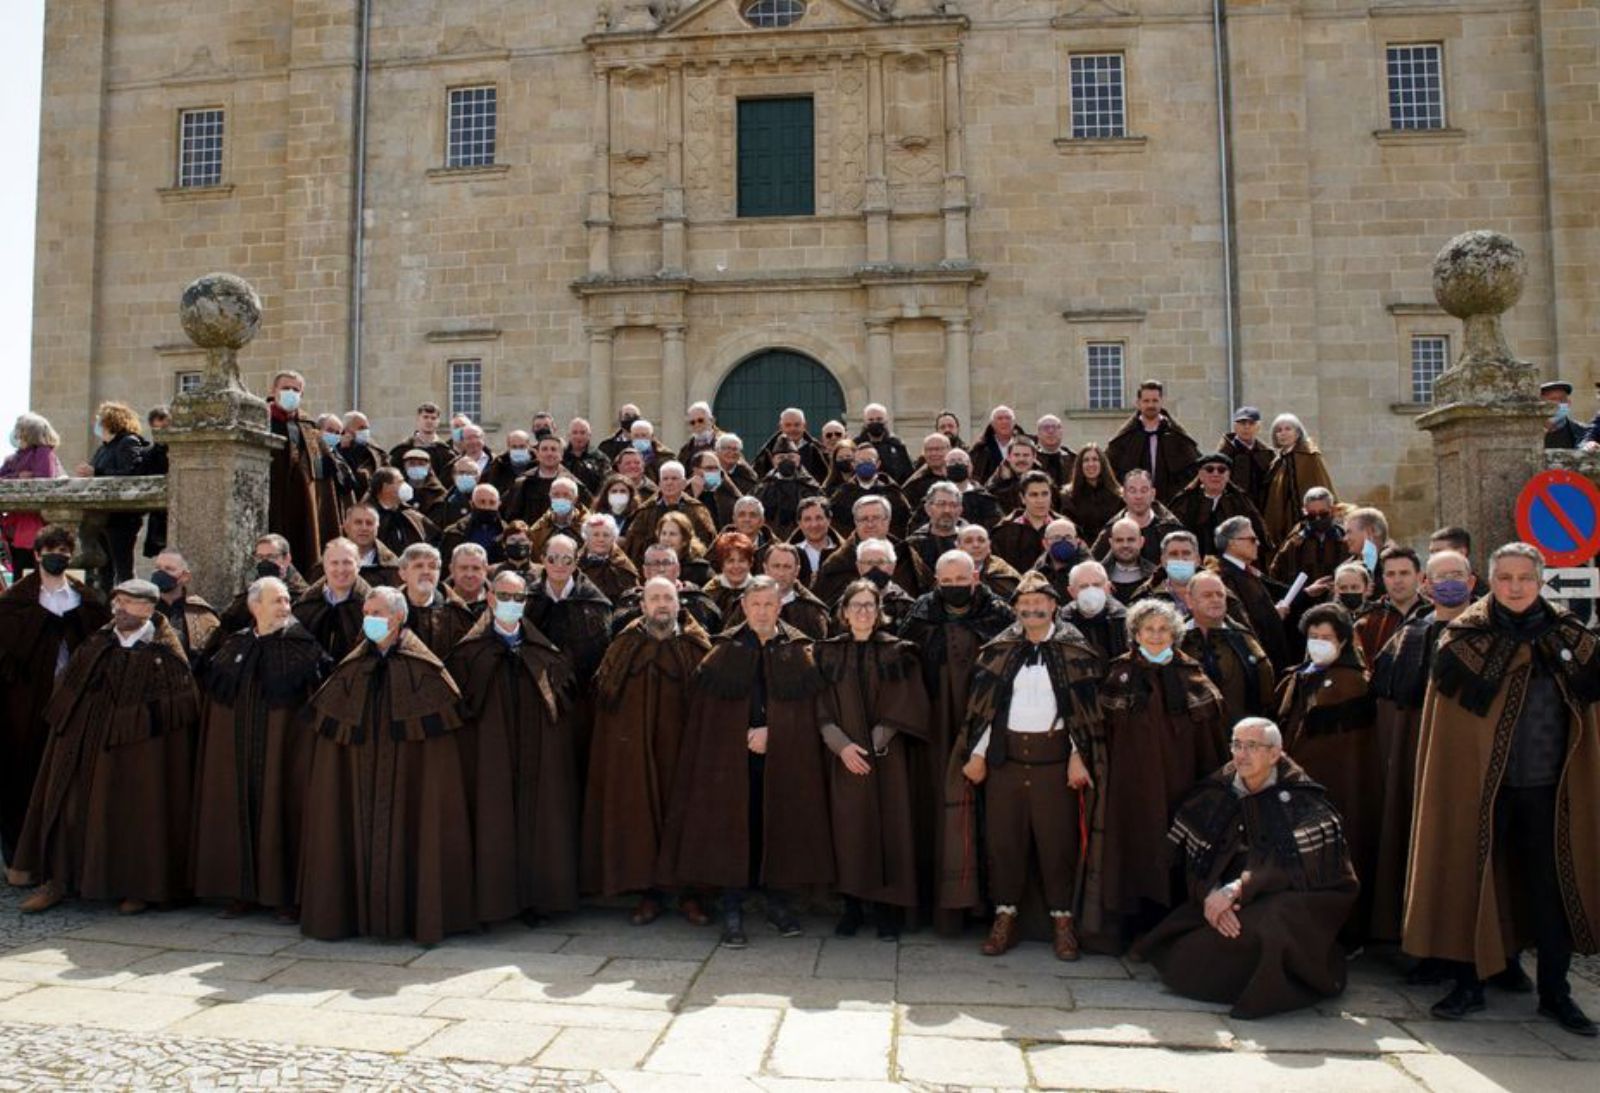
[1488,956,1533,994]
[834,897,864,938]
[1538,996,1598,1038]
[1431,982,1486,1020]
[873,903,901,942]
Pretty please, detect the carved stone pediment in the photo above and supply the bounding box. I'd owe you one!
[660,0,890,37]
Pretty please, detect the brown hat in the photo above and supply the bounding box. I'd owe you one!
[1011,570,1062,604]
[772,436,799,455]
[402,448,431,463]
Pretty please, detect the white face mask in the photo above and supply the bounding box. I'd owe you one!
[608,491,631,514]
[1075,586,1108,617]
[1306,638,1339,667]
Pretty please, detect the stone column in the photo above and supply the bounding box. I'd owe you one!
[863,53,890,267]
[661,64,687,276]
[161,273,284,606]
[866,319,895,408]
[587,68,614,277]
[941,49,970,266]
[587,325,616,424]
[660,324,688,447]
[1416,231,1549,574]
[943,316,972,429]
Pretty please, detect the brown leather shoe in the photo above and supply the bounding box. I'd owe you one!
[679,896,711,927]
[117,899,148,916]
[5,866,32,888]
[18,882,63,914]
[981,910,1018,957]
[1052,915,1080,961]
[630,896,663,926]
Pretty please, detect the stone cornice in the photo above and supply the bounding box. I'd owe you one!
[570,263,985,297]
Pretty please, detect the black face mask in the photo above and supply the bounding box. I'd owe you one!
[1308,514,1334,533]
[505,542,532,561]
[619,416,638,432]
[775,461,798,478]
[472,509,501,525]
[946,464,970,483]
[1337,592,1366,612]
[865,423,887,439]
[39,553,70,577]
[255,559,282,579]
[834,459,853,474]
[939,584,974,608]
[863,568,891,589]
[533,428,553,441]
[151,570,180,594]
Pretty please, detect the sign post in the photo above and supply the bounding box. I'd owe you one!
[1516,470,1600,625]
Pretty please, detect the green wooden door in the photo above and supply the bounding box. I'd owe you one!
[714,351,844,447]
[737,97,815,217]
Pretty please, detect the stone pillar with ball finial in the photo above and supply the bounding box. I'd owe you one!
[161,273,286,605]
[1416,231,1549,574]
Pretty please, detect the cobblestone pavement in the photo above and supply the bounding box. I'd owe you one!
[1,883,1597,1091]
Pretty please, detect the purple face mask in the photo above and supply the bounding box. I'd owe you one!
[1429,578,1472,608]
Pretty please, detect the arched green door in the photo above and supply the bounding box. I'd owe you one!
[714,350,845,447]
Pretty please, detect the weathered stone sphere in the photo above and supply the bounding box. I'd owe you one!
[1432,230,1526,321]
[180,273,262,350]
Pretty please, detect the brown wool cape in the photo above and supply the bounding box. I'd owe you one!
[815,631,931,908]
[292,577,373,662]
[269,410,327,573]
[447,614,579,922]
[1138,757,1359,1019]
[581,618,712,896]
[1261,440,1334,547]
[654,623,834,891]
[402,585,476,660]
[298,630,475,944]
[1403,601,1600,978]
[13,615,199,903]
[0,573,110,863]
[1084,652,1226,946]
[191,623,331,907]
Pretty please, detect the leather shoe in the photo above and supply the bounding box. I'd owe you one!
[1538,996,1598,1038]
[5,866,31,888]
[1052,916,1080,962]
[720,910,748,949]
[1488,962,1533,994]
[679,896,710,927]
[18,882,62,914]
[117,899,148,916]
[1430,984,1486,1020]
[981,910,1018,957]
[835,900,864,938]
[629,896,662,926]
[767,911,803,938]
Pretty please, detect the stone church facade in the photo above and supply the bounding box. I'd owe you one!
[30,0,1600,540]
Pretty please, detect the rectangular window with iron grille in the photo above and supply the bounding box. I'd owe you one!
[447,86,498,169]
[1069,54,1126,140]
[177,108,225,188]
[449,359,483,421]
[1386,44,1445,131]
[175,371,203,396]
[1086,343,1126,410]
[1410,335,1449,404]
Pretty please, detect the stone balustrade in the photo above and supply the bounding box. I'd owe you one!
[0,475,167,571]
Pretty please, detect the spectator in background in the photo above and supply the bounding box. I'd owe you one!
[75,401,149,589]
[1,413,67,574]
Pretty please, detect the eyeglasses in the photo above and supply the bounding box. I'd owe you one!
[1232,535,1259,544]
[1201,466,1227,474]
[1229,740,1276,753]
[544,555,576,566]
[492,591,527,603]
[823,432,844,440]
[845,601,878,613]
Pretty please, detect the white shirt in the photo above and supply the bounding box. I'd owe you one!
[1223,553,1248,571]
[39,579,82,675]
[116,620,155,649]
[325,584,353,605]
[802,542,824,571]
[360,547,378,566]
[971,627,1073,757]
[545,578,572,602]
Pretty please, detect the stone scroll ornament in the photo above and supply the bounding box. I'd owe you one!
[173,272,270,431]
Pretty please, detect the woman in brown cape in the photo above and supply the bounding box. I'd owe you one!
[0,524,110,878]
[191,577,331,920]
[1087,598,1227,951]
[447,570,579,926]
[1059,443,1122,546]
[298,586,474,945]
[582,577,713,924]
[816,580,931,940]
[1261,413,1335,546]
[17,579,198,914]
[1276,602,1378,944]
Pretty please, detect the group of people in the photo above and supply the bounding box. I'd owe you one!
[0,377,1595,1035]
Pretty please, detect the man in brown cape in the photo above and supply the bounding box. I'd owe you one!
[191,576,331,920]
[150,548,221,662]
[582,577,713,925]
[1103,380,1202,502]
[953,571,1100,961]
[396,543,474,658]
[267,371,328,569]
[0,525,110,880]
[1181,571,1277,728]
[1139,717,1358,1019]
[447,570,580,926]
[656,577,832,948]
[293,538,372,660]
[17,579,199,915]
[298,585,475,945]
[1404,543,1600,1037]
[899,550,1016,929]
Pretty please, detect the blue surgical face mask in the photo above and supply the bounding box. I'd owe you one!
[1140,644,1174,665]
[406,465,429,483]
[453,475,477,494]
[362,616,391,643]
[452,426,465,443]
[1553,402,1571,423]
[509,447,531,466]
[1361,538,1379,572]
[322,431,342,449]
[703,470,723,492]
[550,498,574,518]
[493,599,524,625]
[355,428,372,446]
[277,390,302,413]
[1165,560,1197,584]
[632,437,652,454]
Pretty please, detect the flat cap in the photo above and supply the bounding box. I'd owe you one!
[1541,381,1574,397]
[112,578,161,603]
[1232,406,1262,423]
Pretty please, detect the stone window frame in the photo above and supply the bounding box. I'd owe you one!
[159,100,236,200]
[447,357,485,423]
[742,0,807,28]
[709,71,841,220]
[176,106,226,188]
[1384,42,1446,131]
[444,84,500,171]
[1370,25,1465,145]
[174,371,203,397]
[1053,42,1147,155]
[1387,303,1453,413]
[1084,340,1129,411]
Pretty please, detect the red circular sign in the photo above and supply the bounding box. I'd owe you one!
[1514,470,1600,567]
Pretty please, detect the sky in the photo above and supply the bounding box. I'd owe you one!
[0,1,43,458]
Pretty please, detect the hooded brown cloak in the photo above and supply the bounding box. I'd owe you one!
[298,630,475,944]
[447,614,579,922]
[581,618,712,896]
[191,623,331,907]
[1262,440,1335,546]
[401,585,475,659]
[1104,411,1202,502]
[13,615,199,903]
[269,408,327,572]
[815,631,931,907]
[654,624,833,890]
[292,577,373,661]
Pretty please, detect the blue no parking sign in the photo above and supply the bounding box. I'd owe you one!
[1515,470,1600,568]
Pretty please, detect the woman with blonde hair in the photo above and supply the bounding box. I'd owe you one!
[1261,413,1334,546]
[78,402,150,586]
[1,413,67,573]
[656,510,711,586]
